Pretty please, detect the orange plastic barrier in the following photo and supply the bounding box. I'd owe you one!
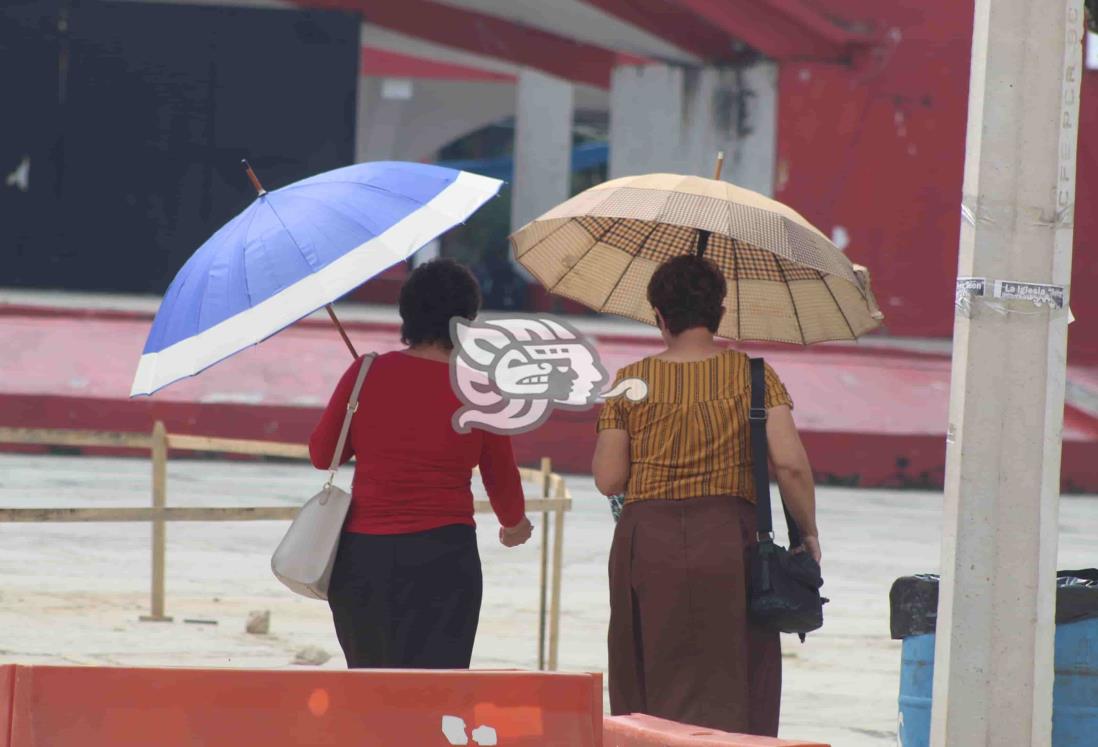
[604,714,830,747]
[1,665,13,745]
[2,665,603,746]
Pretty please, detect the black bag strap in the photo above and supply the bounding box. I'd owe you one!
[749,357,802,548]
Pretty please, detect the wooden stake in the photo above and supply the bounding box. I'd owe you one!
[241,159,267,196]
[537,457,551,671]
[326,304,359,358]
[140,421,172,622]
[548,476,566,672]
[713,151,725,180]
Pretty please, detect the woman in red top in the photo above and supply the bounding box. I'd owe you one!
[309,258,533,669]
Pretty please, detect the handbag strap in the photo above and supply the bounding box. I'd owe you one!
[749,357,801,547]
[325,353,376,487]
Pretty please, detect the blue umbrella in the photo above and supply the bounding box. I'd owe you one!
[130,161,502,396]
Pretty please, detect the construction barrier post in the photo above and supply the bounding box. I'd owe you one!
[0,425,572,655]
[549,472,566,672]
[0,664,13,747]
[538,456,551,671]
[5,665,604,746]
[140,421,171,622]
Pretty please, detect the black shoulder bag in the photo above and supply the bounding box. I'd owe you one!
[747,357,827,642]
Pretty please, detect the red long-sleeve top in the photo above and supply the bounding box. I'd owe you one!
[308,351,526,535]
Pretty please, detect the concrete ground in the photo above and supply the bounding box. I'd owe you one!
[1,453,1096,746]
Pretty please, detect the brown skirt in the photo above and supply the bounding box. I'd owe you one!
[608,495,781,736]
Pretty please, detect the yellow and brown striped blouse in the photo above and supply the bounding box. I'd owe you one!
[596,349,793,504]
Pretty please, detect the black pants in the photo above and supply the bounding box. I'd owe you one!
[327,524,482,669]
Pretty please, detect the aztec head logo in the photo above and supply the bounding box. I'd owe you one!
[449,314,646,435]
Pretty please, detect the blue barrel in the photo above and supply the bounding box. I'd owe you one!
[897,633,934,747]
[1054,618,1098,745]
[897,620,1098,746]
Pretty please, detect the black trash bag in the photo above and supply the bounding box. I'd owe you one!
[890,574,940,640]
[1057,568,1098,625]
[890,570,1098,640]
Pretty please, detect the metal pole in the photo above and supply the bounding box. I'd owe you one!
[931,2,1084,745]
[141,421,172,622]
[537,457,551,671]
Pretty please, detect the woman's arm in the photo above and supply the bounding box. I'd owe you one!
[592,428,630,496]
[307,359,362,470]
[765,404,821,562]
[479,433,531,546]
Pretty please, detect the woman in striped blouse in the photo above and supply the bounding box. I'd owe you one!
[593,254,820,737]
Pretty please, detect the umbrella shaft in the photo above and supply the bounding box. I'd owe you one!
[326,305,359,358]
[695,230,711,258]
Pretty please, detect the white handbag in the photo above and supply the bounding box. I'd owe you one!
[271,354,375,600]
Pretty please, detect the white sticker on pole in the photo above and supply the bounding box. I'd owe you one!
[955,277,986,317]
[991,280,1066,309]
[956,277,986,301]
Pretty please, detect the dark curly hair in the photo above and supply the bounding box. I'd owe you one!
[646,254,727,335]
[398,258,481,348]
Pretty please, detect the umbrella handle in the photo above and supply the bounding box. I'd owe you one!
[325,304,359,358]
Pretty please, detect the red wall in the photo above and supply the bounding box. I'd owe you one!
[776,1,1097,363]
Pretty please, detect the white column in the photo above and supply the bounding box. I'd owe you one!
[608,63,777,195]
[510,69,573,231]
[930,2,1084,746]
[413,239,440,266]
[356,76,414,163]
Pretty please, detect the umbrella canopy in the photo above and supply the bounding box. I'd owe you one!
[131,162,502,396]
[511,173,883,344]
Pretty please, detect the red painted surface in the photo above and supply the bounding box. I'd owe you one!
[774,1,1098,363]
[528,284,597,317]
[347,262,408,306]
[581,0,740,61]
[2,311,1096,491]
[604,713,827,746]
[293,0,645,88]
[674,0,870,61]
[4,665,603,747]
[762,0,870,47]
[361,46,515,82]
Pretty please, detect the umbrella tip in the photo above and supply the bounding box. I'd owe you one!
[713,151,725,180]
[241,159,267,197]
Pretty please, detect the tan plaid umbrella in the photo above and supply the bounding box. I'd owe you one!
[510,172,884,344]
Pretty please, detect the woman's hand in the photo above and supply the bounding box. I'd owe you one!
[499,516,533,548]
[794,535,822,565]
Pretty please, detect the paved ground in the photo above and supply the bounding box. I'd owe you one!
[1,452,1096,745]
